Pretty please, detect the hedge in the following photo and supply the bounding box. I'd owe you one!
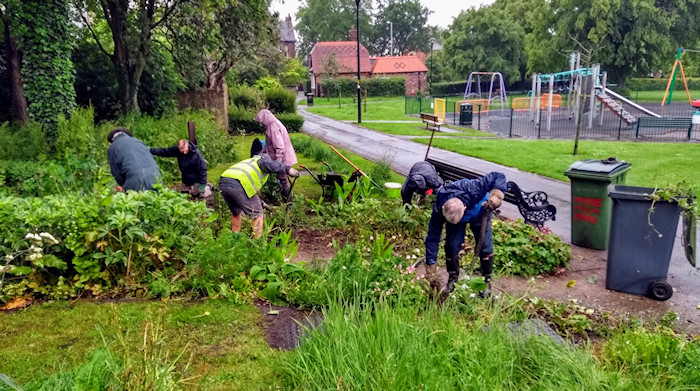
[265,88,297,114]
[626,77,700,91]
[431,81,467,96]
[322,77,406,97]
[228,106,304,134]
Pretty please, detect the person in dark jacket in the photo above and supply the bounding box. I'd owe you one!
[401,161,444,205]
[424,172,506,297]
[150,139,209,196]
[219,153,299,238]
[107,128,162,191]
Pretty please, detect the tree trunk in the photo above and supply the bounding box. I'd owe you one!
[3,13,28,124]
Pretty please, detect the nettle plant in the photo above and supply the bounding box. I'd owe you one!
[491,219,570,276]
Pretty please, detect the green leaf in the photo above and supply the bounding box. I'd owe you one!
[10,266,32,276]
[250,265,266,281]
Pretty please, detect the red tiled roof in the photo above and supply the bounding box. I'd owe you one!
[310,41,372,74]
[371,56,428,74]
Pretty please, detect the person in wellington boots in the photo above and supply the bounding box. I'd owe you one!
[218,153,299,237]
[255,109,297,199]
[401,161,444,206]
[424,172,506,297]
[107,128,162,191]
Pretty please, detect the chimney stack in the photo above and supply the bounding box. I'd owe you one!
[349,25,357,41]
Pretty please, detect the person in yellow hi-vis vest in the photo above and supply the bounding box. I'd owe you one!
[219,154,299,237]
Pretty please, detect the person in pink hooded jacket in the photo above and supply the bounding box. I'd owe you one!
[255,109,298,199]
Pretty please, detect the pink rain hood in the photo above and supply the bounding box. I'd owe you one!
[255,109,298,166]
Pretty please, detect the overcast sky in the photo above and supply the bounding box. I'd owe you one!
[270,0,496,29]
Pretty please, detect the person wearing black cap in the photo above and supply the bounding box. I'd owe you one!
[107,128,162,191]
[401,161,444,206]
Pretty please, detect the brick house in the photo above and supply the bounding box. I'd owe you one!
[370,55,428,95]
[279,15,296,58]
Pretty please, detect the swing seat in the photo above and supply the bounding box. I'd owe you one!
[692,99,700,109]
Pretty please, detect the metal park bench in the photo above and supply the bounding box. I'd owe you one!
[420,113,446,131]
[426,157,557,228]
[635,117,693,139]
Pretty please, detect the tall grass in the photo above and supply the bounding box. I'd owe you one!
[285,299,699,390]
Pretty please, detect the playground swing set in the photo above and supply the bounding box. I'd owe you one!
[662,48,700,108]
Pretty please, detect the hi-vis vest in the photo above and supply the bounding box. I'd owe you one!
[221,157,268,198]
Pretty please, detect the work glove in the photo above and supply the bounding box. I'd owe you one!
[288,167,300,177]
[484,189,504,210]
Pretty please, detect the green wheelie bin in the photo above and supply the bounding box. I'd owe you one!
[564,157,631,250]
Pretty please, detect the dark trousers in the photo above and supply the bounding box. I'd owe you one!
[425,209,493,274]
[277,173,290,199]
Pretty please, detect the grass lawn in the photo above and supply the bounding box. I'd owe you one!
[307,96,412,121]
[413,137,700,191]
[358,121,495,137]
[0,300,284,389]
[629,90,700,103]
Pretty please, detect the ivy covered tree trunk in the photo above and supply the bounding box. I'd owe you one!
[1,9,29,125]
[17,0,76,146]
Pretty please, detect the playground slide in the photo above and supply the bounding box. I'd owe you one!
[601,87,662,118]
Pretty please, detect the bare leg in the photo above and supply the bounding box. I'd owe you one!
[252,215,264,238]
[231,214,242,232]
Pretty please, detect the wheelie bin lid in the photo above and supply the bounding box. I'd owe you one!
[607,185,656,201]
[565,157,630,180]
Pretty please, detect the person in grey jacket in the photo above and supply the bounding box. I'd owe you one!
[107,128,162,191]
[401,161,445,205]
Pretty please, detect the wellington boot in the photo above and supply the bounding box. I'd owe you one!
[478,280,492,299]
[425,263,439,290]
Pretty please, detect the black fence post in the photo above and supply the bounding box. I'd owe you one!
[617,117,622,140]
[509,108,514,138]
[537,109,542,139]
[477,106,481,130]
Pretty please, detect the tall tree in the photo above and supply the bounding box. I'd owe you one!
[549,0,699,86]
[0,0,28,124]
[15,0,75,142]
[295,0,374,59]
[371,0,432,55]
[76,0,183,113]
[164,0,278,91]
[443,6,526,84]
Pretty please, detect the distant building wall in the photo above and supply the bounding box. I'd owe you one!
[175,84,229,131]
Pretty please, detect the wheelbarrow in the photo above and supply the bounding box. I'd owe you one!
[300,162,360,202]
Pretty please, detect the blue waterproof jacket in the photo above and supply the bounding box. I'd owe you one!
[425,172,507,263]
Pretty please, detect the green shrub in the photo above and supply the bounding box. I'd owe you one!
[277,113,304,133]
[431,80,467,96]
[364,77,405,96]
[228,105,264,134]
[0,187,212,304]
[492,219,570,276]
[254,76,283,91]
[264,88,297,114]
[229,84,264,110]
[322,77,406,97]
[0,121,46,160]
[626,77,700,91]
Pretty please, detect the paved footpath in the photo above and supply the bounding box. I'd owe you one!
[299,106,700,324]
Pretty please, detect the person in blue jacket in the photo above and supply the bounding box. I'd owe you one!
[424,172,506,296]
[401,161,444,205]
[150,139,209,197]
[107,128,162,191]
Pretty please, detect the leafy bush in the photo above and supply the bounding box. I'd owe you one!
[431,80,467,96]
[492,219,570,276]
[229,84,264,110]
[323,77,406,97]
[254,76,283,91]
[626,77,700,91]
[0,153,104,197]
[0,187,212,304]
[264,88,297,114]
[228,105,264,134]
[364,77,405,96]
[277,113,304,133]
[0,121,46,160]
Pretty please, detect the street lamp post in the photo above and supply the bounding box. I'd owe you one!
[429,38,435,97]
[356,0,361,124]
